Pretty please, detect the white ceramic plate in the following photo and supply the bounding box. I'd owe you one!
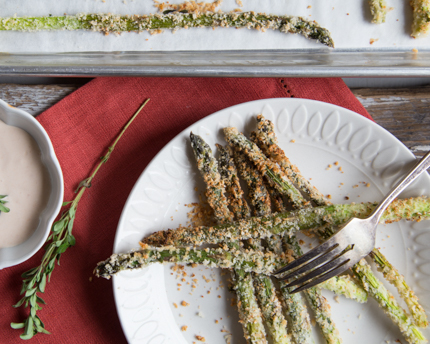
[0,99,63,269]
[113,98,430,344]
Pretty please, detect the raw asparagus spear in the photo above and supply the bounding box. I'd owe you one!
[369,0,388,24]
[236,150,312,344]
[94,244,285,279]
[253,118,427,343]
[410,0,430,38]
[216,143,289,344]
[142,196,430,247]
[191,135,267,343]
[0,12,334,47]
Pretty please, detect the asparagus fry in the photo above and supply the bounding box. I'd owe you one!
[217,144,251,220]
[284,236,342,344]
[253,116,427,342]
[217,143,289,344]
[354,259,427,344]
[0,12,334,47]
[142,196,430,247]
[190,133,233,223]
[94,244,284,279]
[369,0,388,24]
[410,0,430,38]
[191,135,267,343]
[370,250,428,328]
[224,127,308,208]
[262,173,314,344]
[319,275,368,304]
[251,119,328,206]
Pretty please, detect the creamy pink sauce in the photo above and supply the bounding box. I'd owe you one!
[0,119,51,248]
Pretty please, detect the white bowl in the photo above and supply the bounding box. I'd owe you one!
[0,99,63,269]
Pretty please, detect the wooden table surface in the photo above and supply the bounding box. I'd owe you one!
[0,82,429,157]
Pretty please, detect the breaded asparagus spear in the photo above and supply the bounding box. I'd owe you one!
[411,0,430,38]
[217,144,290,344]
[142,196,430,247]
[190,134,267,344]
[253,129,367,304]
[253,115,428,329]
[94,244,285,279]
[0,12,334,47]
[217,144,251,220]
[369,0,388,24]
[190,133,233,223]
[251,118,427,343]
[235,149,312,344]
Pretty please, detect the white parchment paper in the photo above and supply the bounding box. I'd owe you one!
[0,0,428,53]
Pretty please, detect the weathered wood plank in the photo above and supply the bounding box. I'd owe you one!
[0,84,80,116]
[0,83,428,156]
[351,86,430,156]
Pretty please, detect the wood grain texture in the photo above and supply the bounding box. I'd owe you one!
[0,84,79,116]
[0,83,428,156]
[351,86,430,157]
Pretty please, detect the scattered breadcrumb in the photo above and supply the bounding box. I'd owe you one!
[334,295,340,303]
[327,194,332,199]
[181,301,190,307]
[181,325,188,331]
[173,303,178,308]
[370,38,379,45]
[290,139,296,143]
[195,335,206,342]
[307,5,312,9]
[412,48,418,53]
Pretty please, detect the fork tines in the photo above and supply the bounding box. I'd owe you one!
[273,239,356,293]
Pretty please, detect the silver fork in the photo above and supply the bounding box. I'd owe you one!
[273,150,430,293]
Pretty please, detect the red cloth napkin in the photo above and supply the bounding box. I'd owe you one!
[0,77,372,343]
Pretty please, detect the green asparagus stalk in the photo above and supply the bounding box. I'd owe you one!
[233,149,272,217]
[284,236,342,344]
[217,144,251,220]
[369,0,388,24]
[255,114,428,327]
[0,12,334,47]
[235,148,311,344]
[190,133,233,223]
[410,0,430,38]
[251,120,328,206]
[0,195,10,213]
[232,148,292,344]
[370,250,428,328]
[191,136,267,343]
[354,259,427,344]
[319,275,367,304]
[224,127,308,208]
[142,196,430,247]
[253,117,427,342]
[94,244,284,279]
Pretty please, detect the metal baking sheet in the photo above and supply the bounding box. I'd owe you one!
[1,0,430,77]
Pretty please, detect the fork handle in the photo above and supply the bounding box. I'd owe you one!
[371,150,430,224]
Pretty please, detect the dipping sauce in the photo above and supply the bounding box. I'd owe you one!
[0,119,51,248]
